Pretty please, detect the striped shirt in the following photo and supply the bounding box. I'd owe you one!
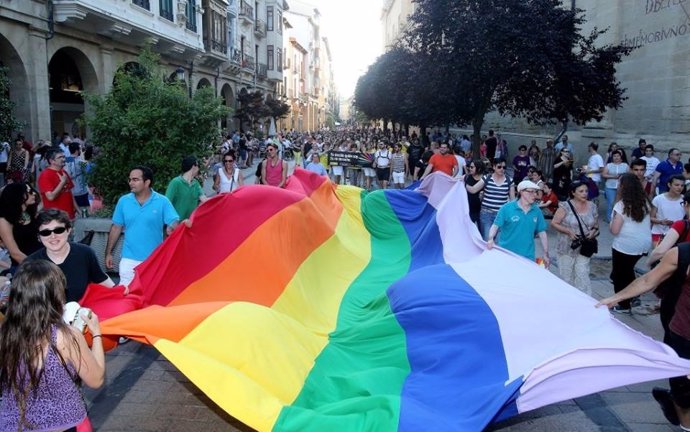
[481,175,513,212]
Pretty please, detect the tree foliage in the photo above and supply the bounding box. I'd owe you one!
[264,97,291,125]
[0,67,24,142]
[357,0,631,151]
[86,47,228,207]
[234,90,271,132]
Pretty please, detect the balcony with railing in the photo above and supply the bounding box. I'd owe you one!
[204,38,227,55]
[254,19,266,38]
[52,0,205,53]
[230,47,241,65]
[239,1,254,25]
[257,63,268,78]
[241,54,256,71]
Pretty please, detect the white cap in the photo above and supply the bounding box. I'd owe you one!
[517,180,541,192]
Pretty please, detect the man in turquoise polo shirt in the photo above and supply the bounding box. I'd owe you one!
[105,165,180,290]
[165,156,208,220]
[486,180,550,267]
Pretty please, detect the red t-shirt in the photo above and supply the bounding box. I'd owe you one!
[429,153,458,176]
[671,219,690,242]
[39,168,76,218]
[542,191,559,214]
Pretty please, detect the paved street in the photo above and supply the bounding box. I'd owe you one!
[86,171,679,431]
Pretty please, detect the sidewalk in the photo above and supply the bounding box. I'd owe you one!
[86,179,678,432]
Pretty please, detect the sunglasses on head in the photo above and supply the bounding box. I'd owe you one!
[38,226,67,237]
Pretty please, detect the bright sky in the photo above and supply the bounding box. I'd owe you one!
[306,0,384,100]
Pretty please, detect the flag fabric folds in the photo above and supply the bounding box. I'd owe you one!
[90,170,690,431]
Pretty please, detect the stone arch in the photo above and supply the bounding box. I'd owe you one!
[48,46,99,139]
[197,78,212,89]
[0,33,31,140]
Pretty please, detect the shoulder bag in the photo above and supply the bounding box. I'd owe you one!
[567,200,598,257]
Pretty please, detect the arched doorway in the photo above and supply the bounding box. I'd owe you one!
[0,34,30,140]
[220,83,234,131]
[197,78,212,90]
[48,47,98,140]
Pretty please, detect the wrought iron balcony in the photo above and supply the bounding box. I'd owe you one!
[239,0,254,24]
[241,55,256,71]
[204,38,227,55]
[230,48,242,65]
[257,63,267,78]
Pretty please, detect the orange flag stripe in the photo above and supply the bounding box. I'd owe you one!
[168,180,344,307]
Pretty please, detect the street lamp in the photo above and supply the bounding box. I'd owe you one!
[175,66,185,82]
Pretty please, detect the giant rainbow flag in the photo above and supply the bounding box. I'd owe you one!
[88,170,690,431]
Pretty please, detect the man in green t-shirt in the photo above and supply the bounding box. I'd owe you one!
[165,156,208,220]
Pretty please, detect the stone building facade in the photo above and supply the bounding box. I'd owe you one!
[0,0,288,143]
[280,0,337,133]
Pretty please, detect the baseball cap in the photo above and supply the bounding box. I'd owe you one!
[517,180,541,192]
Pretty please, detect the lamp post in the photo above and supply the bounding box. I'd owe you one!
[175,66,185,82]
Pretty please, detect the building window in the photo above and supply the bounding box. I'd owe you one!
[212,10,227,53]
[277,11,282,34]
[267,45,274,70]
[277,48,282,72]
[186,1,197,31]
[159,0,173,21]
[133,0,150,9]
[267,6,274,31]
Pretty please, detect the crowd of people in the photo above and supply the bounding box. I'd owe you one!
[3,125,690,430]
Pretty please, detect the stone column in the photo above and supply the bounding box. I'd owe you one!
[27,27,51,142]
[100,46,114,94]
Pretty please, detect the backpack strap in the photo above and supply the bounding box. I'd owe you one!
[677,242,690,276]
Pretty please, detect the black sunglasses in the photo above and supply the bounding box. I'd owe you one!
[224,159,234,163]
[38,226,68,237]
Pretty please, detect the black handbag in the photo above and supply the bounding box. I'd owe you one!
[567,200,598,258]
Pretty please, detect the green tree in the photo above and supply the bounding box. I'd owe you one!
[234,91,270,133]
[400,0,631,151]
[355,47,454,144]
[264,97,290,128]
[0,67,24,142]
[86,48,228,206]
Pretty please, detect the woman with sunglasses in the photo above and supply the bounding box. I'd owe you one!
[213,151,244,194]
[0,259,105,431]
[464,159,485,229]
[0,182,41,270]
[26,209,114,303]
[465,158,516,240]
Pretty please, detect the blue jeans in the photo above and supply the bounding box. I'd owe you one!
[604,187,617,222]
[479,209,498,241]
